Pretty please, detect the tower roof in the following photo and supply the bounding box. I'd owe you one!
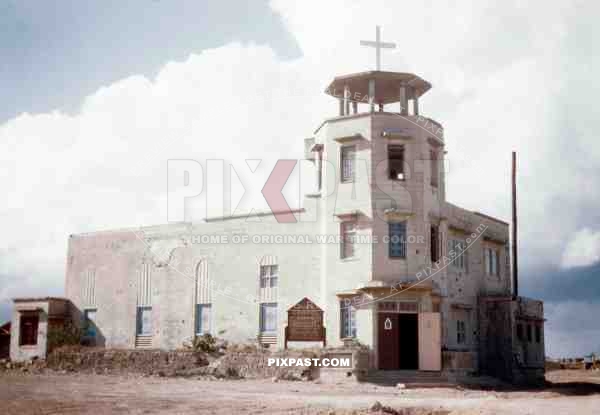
[325,71,431,104]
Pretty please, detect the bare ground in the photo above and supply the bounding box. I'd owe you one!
[1,370,600,414]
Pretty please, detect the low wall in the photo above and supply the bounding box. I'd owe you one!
[44,346,316,380]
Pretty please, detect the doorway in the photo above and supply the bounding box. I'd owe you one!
[398,313,419,369]
[377,313,419,370]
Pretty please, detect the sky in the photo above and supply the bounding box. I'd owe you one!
[1,0,600,357]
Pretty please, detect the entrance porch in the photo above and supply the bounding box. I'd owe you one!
[344,283,442,372]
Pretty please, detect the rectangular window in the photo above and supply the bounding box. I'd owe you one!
[340,301,357,338]
[456,320,466,344]
[485,248,499,276]
[259,303,277,333]
[340,221,357,259]
[84,309,97,338]
[196,304,211,335]
[535,325,541,343]
[136,306,152,335]
[340,145,355,182]
[448,239,467,270]
[526,324,533,342]
[19,314,39,346]
[430,225,439,263]
[388,145,405,180]
[430,149,439,187]
[259,265,279,288]
[388,222,407,258]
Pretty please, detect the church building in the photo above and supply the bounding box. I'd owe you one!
[10,28,545,384]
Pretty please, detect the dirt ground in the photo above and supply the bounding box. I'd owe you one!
[1,370,600,415]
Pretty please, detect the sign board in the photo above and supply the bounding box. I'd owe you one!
[285,297,326,348]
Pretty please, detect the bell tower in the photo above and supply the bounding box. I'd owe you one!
[308,26,447,332]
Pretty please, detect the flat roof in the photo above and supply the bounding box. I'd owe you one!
[13,296,68,303]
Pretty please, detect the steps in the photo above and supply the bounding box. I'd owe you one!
[362,370,450,387]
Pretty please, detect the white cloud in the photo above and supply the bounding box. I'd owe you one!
[561,228,600,269]
[0,43,321,304]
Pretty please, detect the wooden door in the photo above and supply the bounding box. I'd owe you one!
[418,312,441,371]
[378,313,399,370]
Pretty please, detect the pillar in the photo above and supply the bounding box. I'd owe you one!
[399,84,408,116]
[338,99,344,116]
[344,85,350,116]
[352,102,358,114]
[413,97,419,115]
[369,79,375,113]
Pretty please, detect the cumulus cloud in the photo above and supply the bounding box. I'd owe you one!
[561,228,600,269]
[0,43,321,305]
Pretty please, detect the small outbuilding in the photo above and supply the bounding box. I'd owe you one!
[10,297,70,362]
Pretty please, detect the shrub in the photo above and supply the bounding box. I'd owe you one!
[191,333,217,353]
[47,321,83,352]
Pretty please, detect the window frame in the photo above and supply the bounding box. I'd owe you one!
[430,224,440,263]
[485,247,500,276]
[388,221,407,259]
[340,145,356,183]
[387,144,405,181]
[259,302,278,334]
[195,303,212,335]
[340,221,357,259]
[259,265,279,288]
[448,239,467,270]
[83,308,98,338]
[340,301,357,339]
[430,148,439,187]
[19,313,39,346]
[136,306,152,336]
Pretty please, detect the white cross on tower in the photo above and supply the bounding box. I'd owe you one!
[360,26,396,71]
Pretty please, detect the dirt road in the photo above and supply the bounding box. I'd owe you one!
[1,371,599,414]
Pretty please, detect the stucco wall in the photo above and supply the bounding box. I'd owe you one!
[65,213,321,350]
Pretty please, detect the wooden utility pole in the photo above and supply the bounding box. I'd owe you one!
[512,151,519,298]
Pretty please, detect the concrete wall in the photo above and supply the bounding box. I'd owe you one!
[478,296,545,385]
[60,103,538,379]
[66,213,321,351]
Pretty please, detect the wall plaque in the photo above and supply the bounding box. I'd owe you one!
[285,297,326,348]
